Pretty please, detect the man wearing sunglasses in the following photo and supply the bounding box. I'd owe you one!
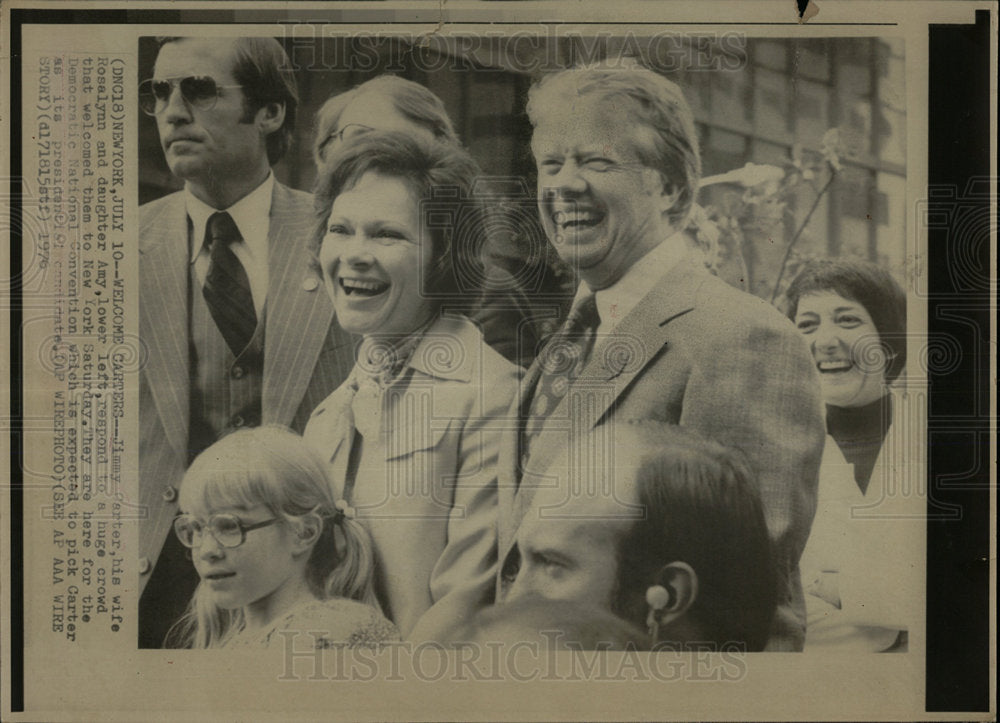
[137,37,354,647]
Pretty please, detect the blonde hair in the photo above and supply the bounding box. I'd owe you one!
[166,426,379,648]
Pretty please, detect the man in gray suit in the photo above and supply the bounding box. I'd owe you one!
[497,65,826,650]
[137,37,353,646]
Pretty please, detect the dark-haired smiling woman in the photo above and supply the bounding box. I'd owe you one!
[303,131,521,638]
[311,74,544,369]
[786,258,920,652]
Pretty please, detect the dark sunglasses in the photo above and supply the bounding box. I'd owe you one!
[139,76,243,116]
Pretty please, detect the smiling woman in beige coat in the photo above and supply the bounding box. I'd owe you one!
[304,130,521,637]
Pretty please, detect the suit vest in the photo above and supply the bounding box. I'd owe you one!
[187,259,265,462]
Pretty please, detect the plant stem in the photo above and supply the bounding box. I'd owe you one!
[769,172,837,304]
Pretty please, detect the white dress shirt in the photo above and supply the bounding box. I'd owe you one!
[574,231,694,339]
[186,172,274,318]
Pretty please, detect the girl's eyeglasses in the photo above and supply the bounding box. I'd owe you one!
[173,513,278,549]
[139,76,244,116]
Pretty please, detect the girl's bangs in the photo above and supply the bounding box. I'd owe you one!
[181,459,280,515]
[178,427,328,515]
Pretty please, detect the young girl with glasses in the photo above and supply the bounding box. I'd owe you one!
[166,426,399,649]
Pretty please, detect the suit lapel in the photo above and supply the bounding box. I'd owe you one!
[306,390,354,496]
[262,183,339,425]
[505,258,708,545]
[139,194,191,461]
[574,257,705,426]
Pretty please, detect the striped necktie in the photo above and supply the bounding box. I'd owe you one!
[521,293,600,462]
[202,211,258,356]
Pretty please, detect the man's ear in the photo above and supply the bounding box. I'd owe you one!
[255,101,286,136]
[291,512,322,556]
[651,561,698,625]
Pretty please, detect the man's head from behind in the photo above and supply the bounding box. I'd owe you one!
[149,37,297,200]
[526,64,701,289]
[503,420,776,651]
